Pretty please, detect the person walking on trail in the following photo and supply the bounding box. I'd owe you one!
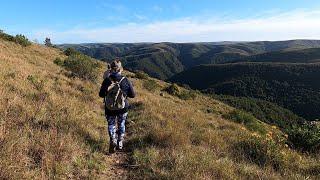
[99,60,135,153]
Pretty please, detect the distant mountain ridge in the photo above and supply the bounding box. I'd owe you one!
[233,47,320,63]
[59,39,320,79]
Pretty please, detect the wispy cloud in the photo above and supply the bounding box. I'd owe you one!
[32,9,320,44]
[152,5,163,12]
[133,13,148,21]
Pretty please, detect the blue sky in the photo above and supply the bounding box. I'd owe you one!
[2,0,320,43]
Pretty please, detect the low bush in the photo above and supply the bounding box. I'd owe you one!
[223,110,267,134]
[164,83,180,96]
[0,31,15,41]
[287,125,320,152]
[234,136,299,171]
[64,47,80,56]
[63,54,101,81]
[53,57,64,66]
[178,90,197,100]
[15,34,31,47]
[164,83,197,100]
[0,31,31,47]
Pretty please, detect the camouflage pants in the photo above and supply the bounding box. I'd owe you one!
[106,112,128,144]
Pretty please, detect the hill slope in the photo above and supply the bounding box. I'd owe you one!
[1,38,320,179]
[170,63,320,120]
[60,40,320,79]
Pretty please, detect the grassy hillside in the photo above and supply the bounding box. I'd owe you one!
[0,39,117,179]
[170,62,320,121]
[1,38,320,179]
[235,47,320,63]
[60,40,320,79]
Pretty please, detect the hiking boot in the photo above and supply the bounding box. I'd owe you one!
[109,141,116,154]
[117,140,123,150]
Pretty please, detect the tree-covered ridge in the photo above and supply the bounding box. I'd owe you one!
[235,47,320,63]
[214,95,306,129]
[59,40,320,79]
[170,63,320,120]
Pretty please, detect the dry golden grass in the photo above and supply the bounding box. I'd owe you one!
[0,40,113,179]
[0,38,319,179]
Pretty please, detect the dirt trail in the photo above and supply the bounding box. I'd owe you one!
[98,151,130,179]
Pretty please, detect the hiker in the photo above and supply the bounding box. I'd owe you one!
[99,59,135,153]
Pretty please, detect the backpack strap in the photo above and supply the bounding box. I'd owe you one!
[118,77,127,98]
[118,77,125,84]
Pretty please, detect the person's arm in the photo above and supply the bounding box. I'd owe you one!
[99,78,111,98]
[126,79,135,98]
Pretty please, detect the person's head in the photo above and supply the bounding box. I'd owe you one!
[110,59,123,74]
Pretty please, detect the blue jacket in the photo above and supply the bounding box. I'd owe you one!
[99,73,135,116]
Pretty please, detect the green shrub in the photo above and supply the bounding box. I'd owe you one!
[223,110,267,134]
[143,79,158,92]
[53,58,64,66]
[164,83,180,96]
[63,54,101,81]
[0,31,31,47]
[0,31,15,41]
[178,90,197,100]
[15,34,31,47]
[234,136,294,171]
[64,48,80,56]
[287,125,320,152]
[164,83,197,100]
[135,71,149,79]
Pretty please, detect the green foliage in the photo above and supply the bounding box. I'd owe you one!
[178,90,197,100]
[165,83,180,96]
[135,71,149,79]
[237,47,320,63]
[0,31,31,47]
[60,40,320,80]
[63,54,101,81]
[64,47,80,56]
[214,95,320,152]
[234,136,297,171]
[223,110,267,134]
[0,31,15,41]
[164,83,197,100]
[287,125,320,152]
[53,57,64,66]
[170,63,320,120]
[143,79,159,92]
[215,95,305,130]
[15,34,31,47]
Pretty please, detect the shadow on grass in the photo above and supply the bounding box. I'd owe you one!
[83,133,107,153]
